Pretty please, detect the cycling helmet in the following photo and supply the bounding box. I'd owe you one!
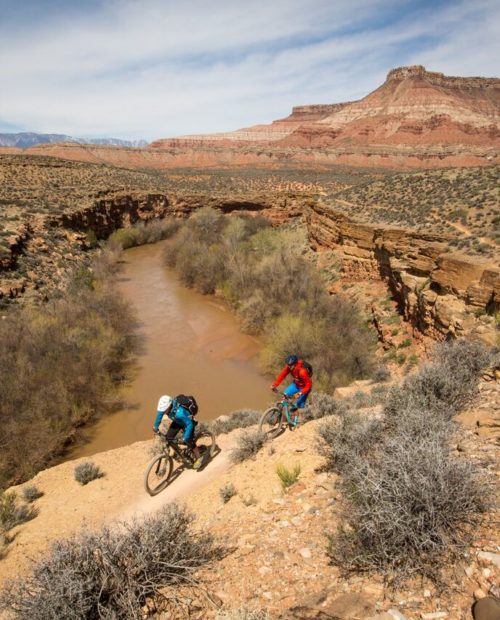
[157,395,173,412]
[285,354,298,367]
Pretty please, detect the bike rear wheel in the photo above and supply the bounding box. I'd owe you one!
[259,407,283,439]
[144,453,173,496]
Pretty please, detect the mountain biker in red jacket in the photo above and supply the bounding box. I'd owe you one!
[271,355,312,411]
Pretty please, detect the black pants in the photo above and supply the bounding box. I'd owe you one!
[166,420,197,449]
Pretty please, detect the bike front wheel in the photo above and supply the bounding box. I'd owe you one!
[259,407,283,439]
[144,453,174,496]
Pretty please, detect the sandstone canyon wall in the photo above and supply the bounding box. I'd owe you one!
[2,192,497,346]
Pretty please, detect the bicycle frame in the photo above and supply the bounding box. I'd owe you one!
[157,433,195,467]
[273,390,299,427]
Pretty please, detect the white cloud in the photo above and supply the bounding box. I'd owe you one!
[0,0,498,140]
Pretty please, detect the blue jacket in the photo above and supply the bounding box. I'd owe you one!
[153,403,194,443]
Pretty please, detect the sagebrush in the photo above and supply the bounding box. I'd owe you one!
[0,503,215,619]
[320,340,492,583]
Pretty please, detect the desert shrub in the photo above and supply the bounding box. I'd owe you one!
[0,503,215,619]
[0,260,138,489]
[108,218,180,250]
[230,430,266,463]
[22,485,44,503]
[324,339,493,583]
[318,412,383,475]
[74,462,104,485]
[301,391,346,422]
[0,492,38,531]
[331,435,489,581]
[384,340,491,425]
[209,409,261,435]
[219,483,237,503]
[276,463,301,490]
[372,365,391,382]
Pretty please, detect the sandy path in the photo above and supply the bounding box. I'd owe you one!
[0,433,237,587]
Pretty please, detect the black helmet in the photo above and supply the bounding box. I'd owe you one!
[285,354,298,367]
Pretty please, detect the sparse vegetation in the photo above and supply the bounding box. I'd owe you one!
[319,340,492,583]
[74,461,104,485]
[209,409,261,436]
[0,491,38,532]
[22,485,44,503]
[332,165,499,257]
[219,483,238,504]
[276,463,301,490]
[231,430,266,463]
[0,503,216,619]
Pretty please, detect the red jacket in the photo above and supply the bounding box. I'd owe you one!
[272,360,312,395]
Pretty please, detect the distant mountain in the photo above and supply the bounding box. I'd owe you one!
[151,65,500,150]
[0,132,148,148]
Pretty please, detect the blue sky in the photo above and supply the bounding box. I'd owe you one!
[0,0,498,141]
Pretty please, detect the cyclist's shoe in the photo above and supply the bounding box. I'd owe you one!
[290,404,298,412]
[192,457,203,470]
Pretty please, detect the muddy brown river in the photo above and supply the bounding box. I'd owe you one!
[69,241,272,458]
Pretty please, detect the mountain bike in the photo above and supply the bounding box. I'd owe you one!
[258,389,300,440]
[144,428,217,496]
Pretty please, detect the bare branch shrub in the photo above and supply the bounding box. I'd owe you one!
[323,340,493,583]
[318,412,382,475]
[301,391,347,422]
[0,503,216,619]
[331,435,489,582]
[0,265,138,489]
[384,340,491,424]
[230,430,266,463]
[74,462,104,485]
[209,409,261,436]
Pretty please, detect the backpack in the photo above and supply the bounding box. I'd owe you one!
[173,394,199,417]
[301,361,313,377]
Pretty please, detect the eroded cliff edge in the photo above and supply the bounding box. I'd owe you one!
[1,191,498,345]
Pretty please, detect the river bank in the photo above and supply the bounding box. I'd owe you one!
[68,241,271,459]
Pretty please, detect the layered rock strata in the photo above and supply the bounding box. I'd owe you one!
[2,191,497,345]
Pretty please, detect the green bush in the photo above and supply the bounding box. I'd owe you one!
[276,463,301,490]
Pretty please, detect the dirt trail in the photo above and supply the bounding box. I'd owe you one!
[0,432,237,587]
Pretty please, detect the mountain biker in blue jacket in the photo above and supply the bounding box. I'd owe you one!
[153,395,202,469]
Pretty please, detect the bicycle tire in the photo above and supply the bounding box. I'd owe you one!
[144,453,174,496]
[259,407,283,439]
